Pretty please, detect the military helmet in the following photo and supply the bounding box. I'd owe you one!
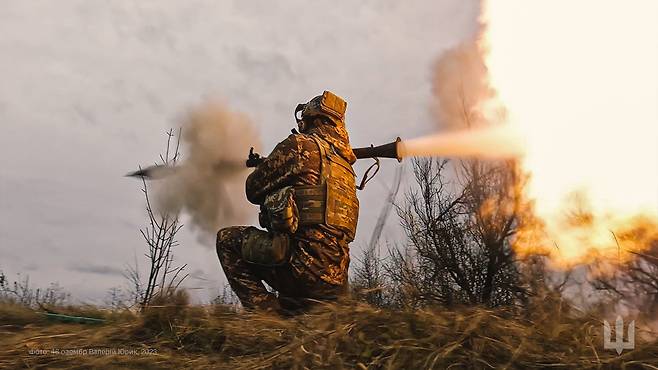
[295,91,347,128]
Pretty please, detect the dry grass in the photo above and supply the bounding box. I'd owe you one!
[0,297,656,369]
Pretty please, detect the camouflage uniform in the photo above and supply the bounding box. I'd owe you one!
[216,120,358,310]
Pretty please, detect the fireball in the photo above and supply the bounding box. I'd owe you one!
[481,0,658,266]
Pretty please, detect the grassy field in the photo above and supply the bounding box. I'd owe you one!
[1,294,656,369]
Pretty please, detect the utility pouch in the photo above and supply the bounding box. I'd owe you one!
[241,231,291,266]
[261,186,299,234]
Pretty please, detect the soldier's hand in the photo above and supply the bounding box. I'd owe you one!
[246,147,263,168]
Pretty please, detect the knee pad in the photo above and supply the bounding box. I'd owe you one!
[216,226,248,256]
[241,228,291,266]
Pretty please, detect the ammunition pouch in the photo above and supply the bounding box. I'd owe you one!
[241,229,291,266]
[258,186,299,234]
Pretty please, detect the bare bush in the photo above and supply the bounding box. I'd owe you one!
[352,242,389,307]
[129,129,188,310]
[0,270,69,308]
[350,168,402,307]
[212,283,240,307]
[104,286,131,310]
[592,238,658,316]
[390,157,523,308]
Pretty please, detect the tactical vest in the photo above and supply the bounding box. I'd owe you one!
[294,135,359,242]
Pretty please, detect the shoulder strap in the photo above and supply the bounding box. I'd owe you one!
[310,134,329,184]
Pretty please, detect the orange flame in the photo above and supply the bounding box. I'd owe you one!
[481,0,658,266]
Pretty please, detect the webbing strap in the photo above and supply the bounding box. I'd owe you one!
[310,135,329,184]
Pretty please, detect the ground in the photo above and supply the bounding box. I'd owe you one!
[0,296,656,369]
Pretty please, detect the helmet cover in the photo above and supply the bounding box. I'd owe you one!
[296,91,347,126]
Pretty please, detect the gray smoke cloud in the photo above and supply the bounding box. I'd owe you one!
[153,100,261,244]
[430,39,503,130]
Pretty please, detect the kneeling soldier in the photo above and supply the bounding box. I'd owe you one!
[216,91,359,311]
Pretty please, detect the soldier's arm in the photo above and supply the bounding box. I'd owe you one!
[245,134,303,205]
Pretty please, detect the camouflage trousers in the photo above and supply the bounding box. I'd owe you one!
[216,226,348,310]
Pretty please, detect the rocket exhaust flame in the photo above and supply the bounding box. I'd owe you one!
[479,0,658,267]
[398,126,524,160]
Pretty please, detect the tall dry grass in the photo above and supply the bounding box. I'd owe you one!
[0,293,656,369]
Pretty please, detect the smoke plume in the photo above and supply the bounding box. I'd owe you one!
[154,100,260,244]
[430,41,497,130]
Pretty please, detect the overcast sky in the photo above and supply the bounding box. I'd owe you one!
[0,0,479,303]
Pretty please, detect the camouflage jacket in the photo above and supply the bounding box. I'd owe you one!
[245,123,357,288]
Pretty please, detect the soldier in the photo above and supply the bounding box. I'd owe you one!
[216,91,359,312]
